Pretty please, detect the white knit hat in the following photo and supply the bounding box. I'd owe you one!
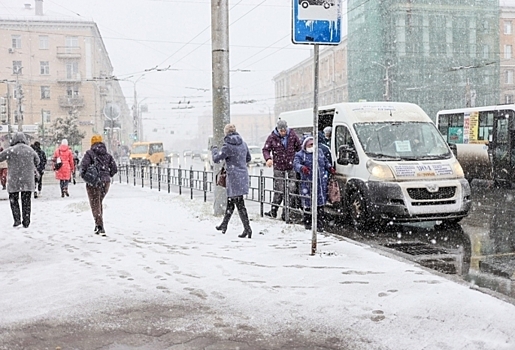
[61,139,68,146]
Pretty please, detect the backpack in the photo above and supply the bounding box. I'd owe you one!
[81,153,102,186]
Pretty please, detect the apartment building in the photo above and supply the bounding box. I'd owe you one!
[500,6,515,104]
[0,0,130,152]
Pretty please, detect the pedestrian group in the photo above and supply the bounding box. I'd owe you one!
[0,133,117,235]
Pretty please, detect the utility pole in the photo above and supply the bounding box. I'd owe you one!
[211,0,230,216]
[14,66,23,132]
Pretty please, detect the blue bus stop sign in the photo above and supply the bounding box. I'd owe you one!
[292,0,342,45]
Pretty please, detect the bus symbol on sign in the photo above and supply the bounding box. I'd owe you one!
[292,0,342,45]
[299,0,335,10]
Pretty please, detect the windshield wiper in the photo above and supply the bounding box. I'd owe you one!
[414,154,451,160]
[366,152,401,160]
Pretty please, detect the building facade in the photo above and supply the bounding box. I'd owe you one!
[275,1,501,122]
[500,6,515,104]
[0,1,130,153]
[273,38,348,117]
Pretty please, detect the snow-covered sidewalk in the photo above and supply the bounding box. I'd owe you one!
[0,182,514,349]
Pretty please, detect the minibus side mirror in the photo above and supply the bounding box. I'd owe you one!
[337,145,358,165]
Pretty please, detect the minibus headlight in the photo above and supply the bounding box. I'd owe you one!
[451,160,464,178]
[366,160,394,180]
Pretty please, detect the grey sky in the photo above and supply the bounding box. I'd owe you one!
[1,0,326,125]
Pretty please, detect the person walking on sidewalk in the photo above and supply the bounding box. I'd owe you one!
[0,133,40,228]
[0,147,7,191]
[31,141,47,198]
[293,136,335,232]
[52,139,74,198]
[262,119,302,220]
[212,124,253,238]
[80,135,117,236]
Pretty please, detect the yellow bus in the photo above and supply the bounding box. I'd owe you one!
[129,141,165,166]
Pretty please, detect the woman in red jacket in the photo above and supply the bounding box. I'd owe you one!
[52,139,75,197]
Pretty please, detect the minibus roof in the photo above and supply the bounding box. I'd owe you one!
[278,102,431,129]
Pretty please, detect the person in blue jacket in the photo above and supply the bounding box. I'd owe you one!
[293,136,335,231]
[211,124,253,238]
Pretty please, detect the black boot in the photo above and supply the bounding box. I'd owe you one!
[216,205,234,234]
[238,206,252,238]
[264,206,278,218]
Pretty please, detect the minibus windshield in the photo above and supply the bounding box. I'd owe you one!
[132,145,149,154]
[354,122,451,160]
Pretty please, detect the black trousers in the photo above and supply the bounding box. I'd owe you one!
[35,171,43,192]
[9,191,32,226]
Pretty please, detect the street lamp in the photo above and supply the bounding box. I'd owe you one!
[120,75,146,142]
[372,61,395,101]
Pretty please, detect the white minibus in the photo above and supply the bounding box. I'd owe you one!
[279,102,471,230]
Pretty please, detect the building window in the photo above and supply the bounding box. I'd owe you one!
[506,70,514,85]
[65,61,79,79]
[66,85,79,97]
[12,61,22,75]
[42,110,51,123]
[483,45,489,59]
[40,61,49,75]
[11,35,21,49]
[65,36,79,47]
[41,86,50,99]
[505,45,512,59]
[505,21,512,35]
[39,35,49,49]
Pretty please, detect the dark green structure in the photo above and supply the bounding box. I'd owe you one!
[347,0,500,120]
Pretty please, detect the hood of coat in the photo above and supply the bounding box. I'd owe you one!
[58,144,70,152]
[302,136,314,151]
[11,132,27,146]
[91,142,108,155]
[224,132,243,146]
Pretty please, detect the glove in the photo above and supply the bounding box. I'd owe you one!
[329,167,336,175]
[301,166,310,175]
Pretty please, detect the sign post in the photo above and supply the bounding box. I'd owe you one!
[292,0,342,255]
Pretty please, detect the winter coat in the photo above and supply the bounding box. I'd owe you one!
[32,144,47,174]
[211,132,251,198]
[262,128,301,171]
[293,136,332,208]
[80,142,118,185]
[53,145,74,180]
[0,133,39,193]
[318,131,333,164]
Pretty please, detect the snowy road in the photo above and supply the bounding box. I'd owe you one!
[0,183,514,349]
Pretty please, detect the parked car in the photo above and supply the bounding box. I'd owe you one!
[248,145,265,166]
[165,151,180,162]
[183,150,192,157]
[191,150,202,159]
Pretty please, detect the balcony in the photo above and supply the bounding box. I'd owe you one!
[56,46,81,59]
[57,73,82,83]
[59,96,84,109]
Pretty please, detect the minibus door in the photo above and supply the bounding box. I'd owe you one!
[491,110,515,184]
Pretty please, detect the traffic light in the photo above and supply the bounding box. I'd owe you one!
[103,128,108,135]
[0,97,6,124]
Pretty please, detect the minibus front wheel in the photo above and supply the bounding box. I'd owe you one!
[348,190,369,231]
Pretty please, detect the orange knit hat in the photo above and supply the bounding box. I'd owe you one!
[91,135,103,145]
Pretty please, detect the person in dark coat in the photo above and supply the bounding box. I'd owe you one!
[0,132,40,228]
[293,136,334,231]
[262,119,302,220]
[80,135,118,236]
[72,150,80,185]
[211,124,253,238]
[31,141,47,198]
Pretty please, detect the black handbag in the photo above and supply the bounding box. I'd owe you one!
[216,167,227,187]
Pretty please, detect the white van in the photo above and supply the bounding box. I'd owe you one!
[279,102,471,229]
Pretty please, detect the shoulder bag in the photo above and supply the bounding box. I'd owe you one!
[216,166,227,187]
[82,153,102,186]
